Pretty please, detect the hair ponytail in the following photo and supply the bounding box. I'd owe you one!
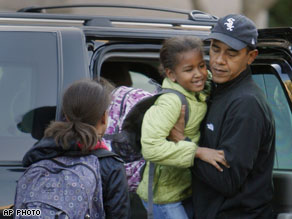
[72,121,99,151]
[44,79,111,152]
[44,121,75,150]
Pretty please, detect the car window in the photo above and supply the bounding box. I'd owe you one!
[0,31,58,161]
[130,71,158,93]
[253,74,292,170]
[100,57,162,93]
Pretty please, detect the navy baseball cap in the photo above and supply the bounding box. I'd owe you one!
[206,14,258,50]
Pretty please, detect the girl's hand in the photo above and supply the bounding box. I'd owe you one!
[195,147,230,172]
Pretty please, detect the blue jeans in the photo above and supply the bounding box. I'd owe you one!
[142,198,193,219]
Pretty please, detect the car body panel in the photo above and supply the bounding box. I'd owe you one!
[0,26,89,207]
[0,6,291,219]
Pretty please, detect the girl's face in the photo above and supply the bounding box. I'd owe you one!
[167,49,208,92]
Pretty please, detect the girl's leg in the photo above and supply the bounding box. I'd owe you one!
[141,199,166,219]
[142,200,189,219]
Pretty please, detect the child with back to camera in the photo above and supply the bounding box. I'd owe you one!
[16,79,130,219]
[136,36,229,219]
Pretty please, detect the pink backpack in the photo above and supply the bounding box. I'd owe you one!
[103,86,154,192]
[103,85,189,194]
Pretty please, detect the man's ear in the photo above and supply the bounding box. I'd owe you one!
[247,49,258,65]
[165,68,176,82]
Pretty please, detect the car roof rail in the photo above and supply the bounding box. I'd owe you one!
[17,4,218,22]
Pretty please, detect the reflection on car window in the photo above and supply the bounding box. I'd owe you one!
[0,65,33,136]
[130,71,157,93]
[0,32,58,161]
[253,74,292,170]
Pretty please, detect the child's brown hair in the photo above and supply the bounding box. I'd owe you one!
[45,79,111,151]
[159,36,204,77]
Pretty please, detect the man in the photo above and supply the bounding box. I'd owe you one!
[169,14,275,218]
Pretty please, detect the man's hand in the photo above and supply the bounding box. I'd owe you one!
[168,105,186,142]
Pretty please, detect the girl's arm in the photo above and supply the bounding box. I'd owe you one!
[141,93,197,168]
[100,157,130,219]
[195,147,229,172]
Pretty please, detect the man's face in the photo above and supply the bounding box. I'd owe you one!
[209,39,258,84]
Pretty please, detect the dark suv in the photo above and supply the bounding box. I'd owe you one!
[0,4,291,219]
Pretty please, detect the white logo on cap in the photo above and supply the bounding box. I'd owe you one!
[224,18,235,31]
[251,38,255,45]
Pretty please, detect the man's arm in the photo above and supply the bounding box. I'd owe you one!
[193,96,264,197]
[169,96,265,197]
[101,157,130,219]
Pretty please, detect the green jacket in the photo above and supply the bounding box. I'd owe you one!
[136,77,208,204]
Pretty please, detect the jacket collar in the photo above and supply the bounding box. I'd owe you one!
[162,77,208,101]
[22,138,108,167]
[22,138,66,167]
[214,66,252,94]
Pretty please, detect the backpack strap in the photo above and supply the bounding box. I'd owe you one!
[103,88,135,141]
[118,87,135,120]
[159,88,189,127]
[147,162,155,219]
[147,88,189,219]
